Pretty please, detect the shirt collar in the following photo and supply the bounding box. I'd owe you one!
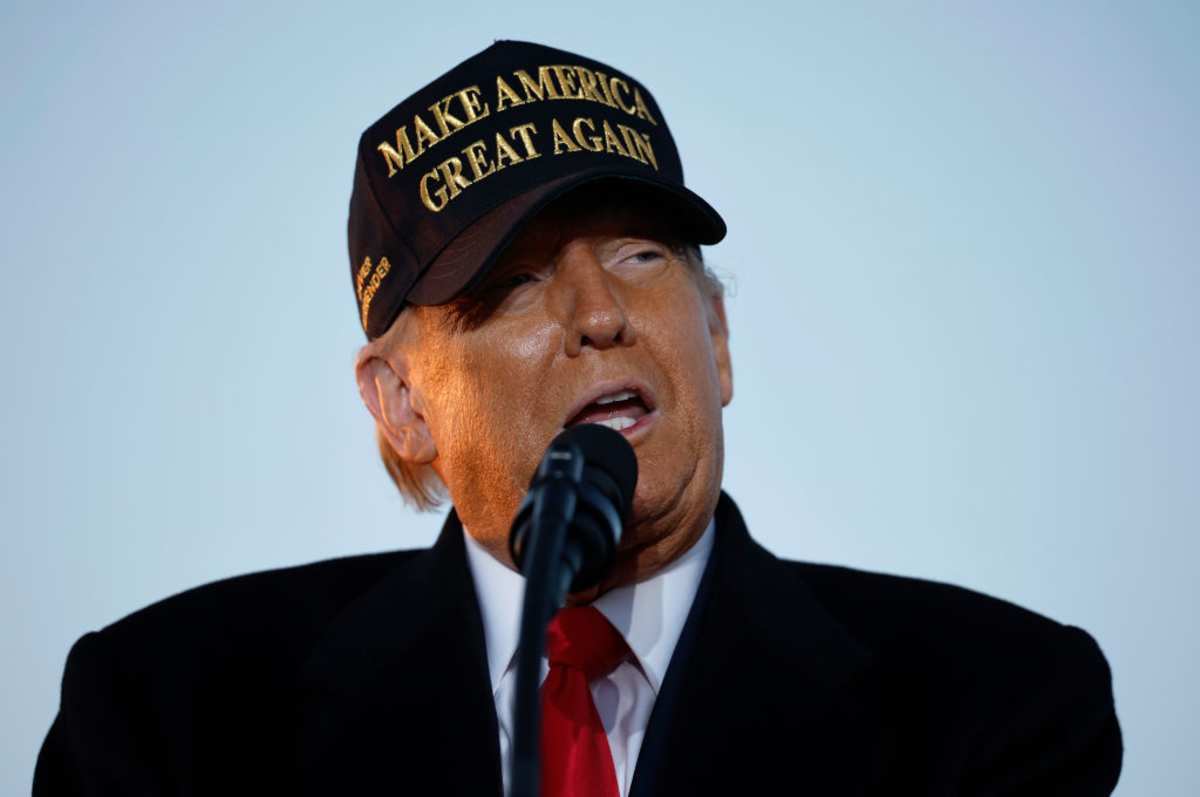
[463,518,716,695]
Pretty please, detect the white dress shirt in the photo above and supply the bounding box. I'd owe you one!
[463,520,715,797]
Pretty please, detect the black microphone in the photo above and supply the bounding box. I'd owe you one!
[509,423,638,593]
[506,423,638,797]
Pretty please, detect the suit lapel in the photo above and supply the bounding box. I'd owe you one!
[292,510,502,796]
[631,492,891,796]
[290,493,892,795]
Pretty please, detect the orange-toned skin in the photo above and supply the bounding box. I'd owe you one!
[356,198,733,601]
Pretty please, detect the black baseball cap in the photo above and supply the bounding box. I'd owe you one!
[348,40,726,339]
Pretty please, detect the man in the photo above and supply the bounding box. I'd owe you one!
[35,41,1122,795]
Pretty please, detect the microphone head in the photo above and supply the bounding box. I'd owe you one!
[550,424,638,517]
[509,423,639,591]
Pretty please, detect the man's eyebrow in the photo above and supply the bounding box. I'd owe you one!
[611,234,679,245]
[604,232,689,253]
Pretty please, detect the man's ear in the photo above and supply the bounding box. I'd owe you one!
[355,353,437,465]
[708,294,734,407]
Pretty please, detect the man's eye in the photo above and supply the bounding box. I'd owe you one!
[626,249,664,264]
[502,272,537,288]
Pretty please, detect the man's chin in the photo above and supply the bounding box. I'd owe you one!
[627,471,701,532]
[616,500,698,568]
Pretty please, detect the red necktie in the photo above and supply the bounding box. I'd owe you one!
[541,606,631,797]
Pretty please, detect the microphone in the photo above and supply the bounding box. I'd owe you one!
[506,424,638,797]
[509,423,638,594]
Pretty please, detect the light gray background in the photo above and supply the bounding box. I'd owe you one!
[3,2,1196,794]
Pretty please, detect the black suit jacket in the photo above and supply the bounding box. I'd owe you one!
[35,493,1122,795]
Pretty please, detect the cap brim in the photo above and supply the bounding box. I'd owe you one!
[406,169,726,306]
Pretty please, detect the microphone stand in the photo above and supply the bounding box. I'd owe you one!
[506,424,632,797]
[508,476,579,797]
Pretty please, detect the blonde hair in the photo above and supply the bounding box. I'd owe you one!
[375,246,724,511]
[375,424,447,511]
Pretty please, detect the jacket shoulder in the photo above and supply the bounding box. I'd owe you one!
[787,559,1111,681]
[36,547,434,794]
[87,547,426,679]
[111,549,416,627]
[785,560,1122,790]
[789,560,1066,641]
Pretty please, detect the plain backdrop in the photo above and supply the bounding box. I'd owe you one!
[2,2,1196,794]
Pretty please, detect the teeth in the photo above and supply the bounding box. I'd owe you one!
[595,389,636,405]
[596,416,637,431]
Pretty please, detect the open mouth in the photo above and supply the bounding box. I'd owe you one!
[565,384,656,434]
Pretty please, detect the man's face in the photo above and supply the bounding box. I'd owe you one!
[390,189,732,585]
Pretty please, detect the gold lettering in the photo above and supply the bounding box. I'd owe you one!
[550,65,583,99]
[437,157,471,200]
[377,143,406,177]
[419,168,448,212]
[601,119,629,158]
[355,257,373,300]
[428,93,467,138]
[551,118,581,154]
[462,139,496,182]
[494,132,524,169]
[572,117,602,152]
[377,126,421,177]
[509,122,541,159]
[632,87,658,125]
[457,85,490,123]
[360,256,392,329]
[515,67,561,102]
[413,115,441,151]
[495,75,525,111]
[616,124,646,165]
[458,85,487,123]
[633,131,658,170]
[609,78,637,115]
[594,71,617,107]
[574,67,609,105]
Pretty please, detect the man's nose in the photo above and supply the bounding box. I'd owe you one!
[553,244,636,356]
